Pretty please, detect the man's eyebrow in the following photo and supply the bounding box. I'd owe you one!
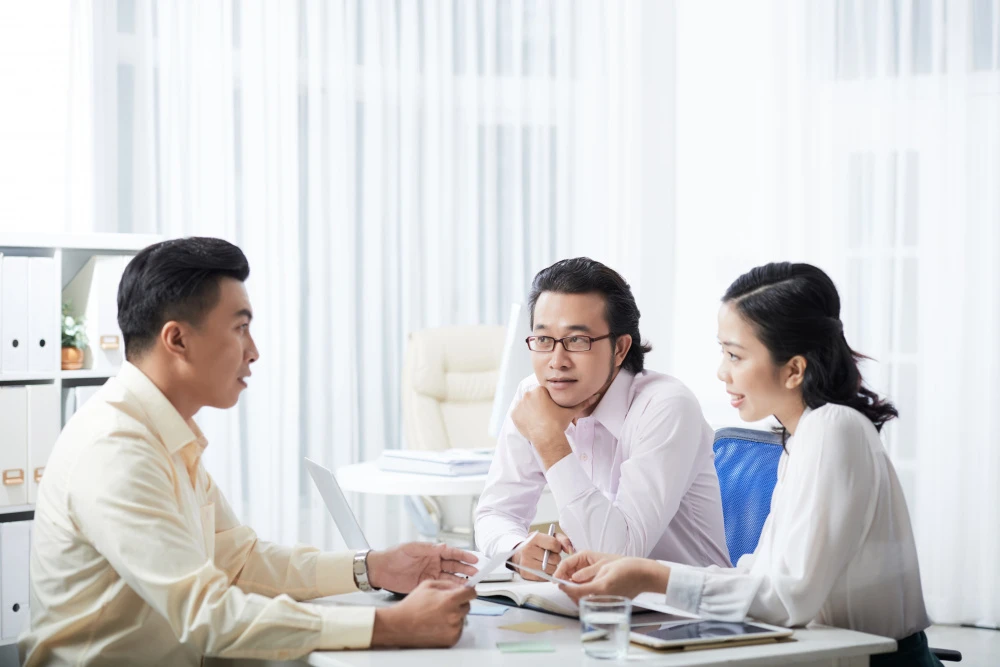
[533,323,592,332]
[235,309,253,321]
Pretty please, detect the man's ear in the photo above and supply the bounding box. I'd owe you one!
[614,334,632,368]
[160,321,189,359]
[784,355,807,389]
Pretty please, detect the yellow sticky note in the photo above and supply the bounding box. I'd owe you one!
[498,622,564,634]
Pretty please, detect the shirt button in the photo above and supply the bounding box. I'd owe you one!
[580,453,589,461]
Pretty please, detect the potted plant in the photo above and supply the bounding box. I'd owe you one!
[61,303,88,370]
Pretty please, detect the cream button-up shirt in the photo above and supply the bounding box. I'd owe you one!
[20,362,374,666]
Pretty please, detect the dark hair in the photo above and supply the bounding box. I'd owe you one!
[118,237,250,359]
[722,262,897,432]
[527,257,651,374]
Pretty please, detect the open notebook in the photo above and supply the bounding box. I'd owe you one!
[475,580,580,618]
[474,582,704,620]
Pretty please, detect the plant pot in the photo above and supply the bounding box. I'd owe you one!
[61,347,84,370]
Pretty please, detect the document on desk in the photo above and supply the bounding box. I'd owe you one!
[464,532,537,587]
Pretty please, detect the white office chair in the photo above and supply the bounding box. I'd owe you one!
[400,325,505,546]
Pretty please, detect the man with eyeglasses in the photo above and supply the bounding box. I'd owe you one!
[474,258,731,579]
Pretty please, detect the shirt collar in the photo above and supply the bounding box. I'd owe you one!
[115,361,208,456]
[589,369,635,440]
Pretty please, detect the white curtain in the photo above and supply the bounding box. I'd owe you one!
[17,0,998,630]
[672,0,999,627]
[70,0,674,551]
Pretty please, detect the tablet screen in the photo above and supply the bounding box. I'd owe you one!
[632,620,774,642]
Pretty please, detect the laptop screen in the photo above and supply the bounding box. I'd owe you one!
[304,458,370,550]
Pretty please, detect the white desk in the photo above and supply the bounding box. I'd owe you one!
[336,462,488,496]
[299,592,896,667]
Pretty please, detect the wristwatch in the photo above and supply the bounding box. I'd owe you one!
[352,549,380,593]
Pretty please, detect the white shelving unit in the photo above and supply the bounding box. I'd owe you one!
[0,233,159,647]
[0,232,160,521]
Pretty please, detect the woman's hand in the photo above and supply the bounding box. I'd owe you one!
[555,552,670,604]
[553,550,622,582]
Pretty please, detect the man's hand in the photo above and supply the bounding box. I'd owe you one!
[371,580,476,648]
[509,531,574,580]
[367,543,478,593]
[553,551,670,603]
[511,387,600,469]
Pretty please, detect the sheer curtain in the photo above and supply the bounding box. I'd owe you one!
[71,0,674,550]
[673,0,999,627]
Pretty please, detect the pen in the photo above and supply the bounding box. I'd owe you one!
[540,523,556,572]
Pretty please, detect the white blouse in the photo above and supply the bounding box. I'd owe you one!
[662,404,931,639]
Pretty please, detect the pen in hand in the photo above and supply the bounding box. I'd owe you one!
[540,523,557,572]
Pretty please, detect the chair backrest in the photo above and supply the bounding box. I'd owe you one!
[401,325,506,451]
[713,427,784,565]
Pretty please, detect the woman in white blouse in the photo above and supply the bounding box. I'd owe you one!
[554,262,941,666]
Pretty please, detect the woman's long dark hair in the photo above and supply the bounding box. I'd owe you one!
[723,262,898,432]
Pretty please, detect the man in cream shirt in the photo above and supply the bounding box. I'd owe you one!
[20,237,477,666]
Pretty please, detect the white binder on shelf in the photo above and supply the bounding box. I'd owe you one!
[0,386,28,506]
[27,384,60,503]
[1,256,29,373]
[0,520,32,640]
[62,255,130,371]
[28,257,57,372]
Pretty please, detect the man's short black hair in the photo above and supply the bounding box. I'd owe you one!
[527,257,652,374]
[118,237,250,360]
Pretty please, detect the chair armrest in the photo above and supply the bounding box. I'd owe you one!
[930,647,963,662]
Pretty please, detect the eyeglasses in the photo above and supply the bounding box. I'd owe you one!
[525,333,614,352]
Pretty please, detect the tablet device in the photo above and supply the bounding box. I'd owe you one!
[629,619,793,649]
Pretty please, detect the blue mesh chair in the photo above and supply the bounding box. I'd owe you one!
[713,427,784,565]
[713,427,962,662]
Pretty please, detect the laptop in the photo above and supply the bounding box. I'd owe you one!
[304,457,514,583]
[304,458,370,550]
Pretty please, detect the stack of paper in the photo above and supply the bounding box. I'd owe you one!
[377,448,494,476]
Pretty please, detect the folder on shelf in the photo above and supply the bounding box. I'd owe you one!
[28,257,57,372]
[0,520,32,640]
[62,255,130,371]
[1,256,29,373]
[0,386,28,507]
[27,384,60,503]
